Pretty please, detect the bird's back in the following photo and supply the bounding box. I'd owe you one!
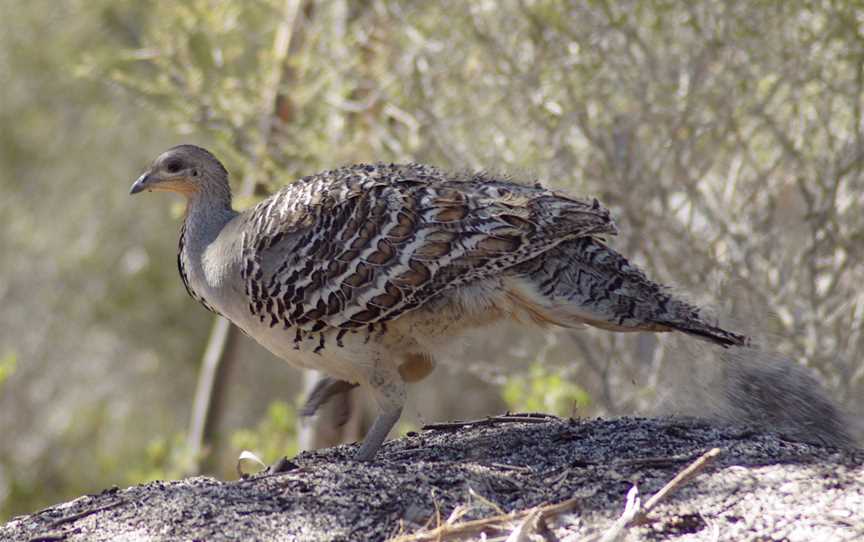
[229,163,618,338]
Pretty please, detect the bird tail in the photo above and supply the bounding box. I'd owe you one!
[510,237,750,348]
[652,317,749,348]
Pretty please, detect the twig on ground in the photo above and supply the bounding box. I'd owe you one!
[27,534,67,542]
[506,508,542,542]
[468,486,506,516]
[392,447,721,541]
[584,485,641,542]
[423,413,558,431]
[633,447,721,523]
[28,498,129,542]
[48,499,126,529]
[580,447,722,541]
[485,462,534,472]
[613,451,709,468]
[390,493,582,542]
[582,447,725,542]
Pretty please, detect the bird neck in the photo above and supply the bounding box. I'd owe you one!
[181,191,238,260]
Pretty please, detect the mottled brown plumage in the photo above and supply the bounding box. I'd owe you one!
[235,162,617,341]
[131,145,748,460]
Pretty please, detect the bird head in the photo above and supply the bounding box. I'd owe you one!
[130,145,229,198]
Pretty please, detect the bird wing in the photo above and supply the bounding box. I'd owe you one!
[238,163,617,332]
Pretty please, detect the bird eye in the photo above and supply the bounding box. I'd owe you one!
[165,159,183,174]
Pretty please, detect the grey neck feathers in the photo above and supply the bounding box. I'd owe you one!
[176,178,240,314]
[181,186,239,281]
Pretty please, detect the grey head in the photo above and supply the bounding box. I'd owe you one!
[130,145,231,204]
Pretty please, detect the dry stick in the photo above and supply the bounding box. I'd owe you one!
[614,450,709,468]
[632,447,721,524]
[506,508,543,542]
[588,448,721,542]
[48,499,127,528]
[423,414,557,431]
[186,317,234,474]
[595,486,641,542]
[390,494,582,542]
[27,535,66,542]
[392,448,722,542]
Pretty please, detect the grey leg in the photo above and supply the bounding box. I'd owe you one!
[354,359,406,461]
[354,406,403,461]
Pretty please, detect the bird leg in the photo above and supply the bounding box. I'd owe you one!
[354,406,403,461]
[354,360,406,461]
[299,376,358,427]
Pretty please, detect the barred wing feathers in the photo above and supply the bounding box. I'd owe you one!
[238,163,615,333]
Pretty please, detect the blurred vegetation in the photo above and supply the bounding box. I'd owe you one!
[0,354,15,390]
[122,433,195,487]
[230,401,298,466]
[2,0,863,521]
[503,363,592,417]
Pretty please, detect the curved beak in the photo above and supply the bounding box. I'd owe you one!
[130,171,153,195]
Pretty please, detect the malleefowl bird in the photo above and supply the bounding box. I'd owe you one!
[130,144,748,461]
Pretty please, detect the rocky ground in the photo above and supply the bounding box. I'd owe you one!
[2,415,862,541]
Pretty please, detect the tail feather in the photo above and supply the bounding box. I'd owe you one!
[655,318,749,348]
[513,236,750,348]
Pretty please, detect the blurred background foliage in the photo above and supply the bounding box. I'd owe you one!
[2,0,863,520]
